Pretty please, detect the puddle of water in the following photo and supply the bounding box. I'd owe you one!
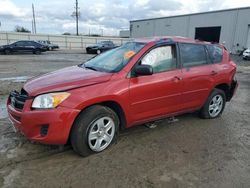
[0,76,31,83]
[0,96,8,119]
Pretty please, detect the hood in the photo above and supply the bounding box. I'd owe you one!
[24,66,113,96]
[0,45,8,48]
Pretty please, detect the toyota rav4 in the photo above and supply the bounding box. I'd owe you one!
[7,37,238,156]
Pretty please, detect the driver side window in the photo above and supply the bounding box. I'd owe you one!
[141,45,177,73]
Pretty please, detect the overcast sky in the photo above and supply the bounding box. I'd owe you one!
[0,0,249,36]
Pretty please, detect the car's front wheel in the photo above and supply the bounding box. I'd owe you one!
[96,49,101,54]
[34,49,41,55]
[200,88,226,119]
[71,105,119,156]
[4,49,11,55]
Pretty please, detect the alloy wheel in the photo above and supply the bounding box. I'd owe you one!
[208,94,223,118]
[88,117,115,152]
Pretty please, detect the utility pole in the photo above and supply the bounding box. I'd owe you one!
[32,20,34,33]
[75,0,79,35]
[32,3,36,34]
[71,0,80,35]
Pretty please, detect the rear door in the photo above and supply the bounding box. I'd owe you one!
[179,43,214,110]
[129,44,183,123]
[27,41,37,51]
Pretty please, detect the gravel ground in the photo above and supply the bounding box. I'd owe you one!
[0,51,250,188]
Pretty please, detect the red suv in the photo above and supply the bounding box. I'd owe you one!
[7,37,237,156]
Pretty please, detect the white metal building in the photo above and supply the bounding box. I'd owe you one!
[130,7,250,53]
[119,30,130,38]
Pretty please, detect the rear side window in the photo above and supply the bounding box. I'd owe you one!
[179,43,207,68]
[206,45,223,63]
[27,41,35,46]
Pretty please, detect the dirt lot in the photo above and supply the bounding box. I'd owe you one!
[0,51,250,188]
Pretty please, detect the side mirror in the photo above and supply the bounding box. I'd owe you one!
[134,64,153,76]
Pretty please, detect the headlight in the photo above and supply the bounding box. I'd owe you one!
[32,92,70,109]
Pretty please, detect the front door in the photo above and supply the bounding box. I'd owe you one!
[13,41,25,52]
[129,44,183,123]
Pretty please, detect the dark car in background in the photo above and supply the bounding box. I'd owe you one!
[38,40,59,51]
[0,40,47,55]
[86,41,117,54]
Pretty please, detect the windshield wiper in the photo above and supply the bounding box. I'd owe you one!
[83,64,98,71]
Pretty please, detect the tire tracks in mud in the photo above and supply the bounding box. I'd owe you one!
[0,145,71,171]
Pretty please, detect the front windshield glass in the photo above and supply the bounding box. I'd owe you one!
[82,42,145,73]
[97,41,106,45]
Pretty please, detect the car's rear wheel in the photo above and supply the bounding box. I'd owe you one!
[199,88,226,119]
[71,105,119,156]
[34,49,41,55]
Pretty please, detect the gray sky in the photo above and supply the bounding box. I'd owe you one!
[0,0,249,36]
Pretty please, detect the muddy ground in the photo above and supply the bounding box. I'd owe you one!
[0,51,250,188]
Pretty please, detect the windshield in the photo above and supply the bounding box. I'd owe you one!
[97,41,107,45]
[82,42,145,73]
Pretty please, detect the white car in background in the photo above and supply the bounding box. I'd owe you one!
[243,48,250,60]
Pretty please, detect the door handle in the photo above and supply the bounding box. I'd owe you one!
[172,76,183,82]
[210,71,218,76]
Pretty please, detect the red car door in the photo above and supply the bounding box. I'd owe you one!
[129,44,183,123]
[179,43,214,110]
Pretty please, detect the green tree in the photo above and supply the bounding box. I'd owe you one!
[14,26,31,33]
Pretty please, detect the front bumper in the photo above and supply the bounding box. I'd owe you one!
[7,98,80,145]
[243,55,250,59]
[86,48,98,54]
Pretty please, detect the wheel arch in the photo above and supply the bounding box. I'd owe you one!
[99,101,127,130]
[214,83,230,101]
[4,48,12,54]
[67,100,127,144]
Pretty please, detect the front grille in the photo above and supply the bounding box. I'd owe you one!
[9,89,29,111]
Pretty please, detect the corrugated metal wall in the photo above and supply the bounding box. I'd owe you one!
[130,8,250,53]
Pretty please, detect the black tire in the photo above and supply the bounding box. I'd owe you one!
[71,105,119,157]
[34,49,41,55]
[4,49,11,55]
[199,88,226,119]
